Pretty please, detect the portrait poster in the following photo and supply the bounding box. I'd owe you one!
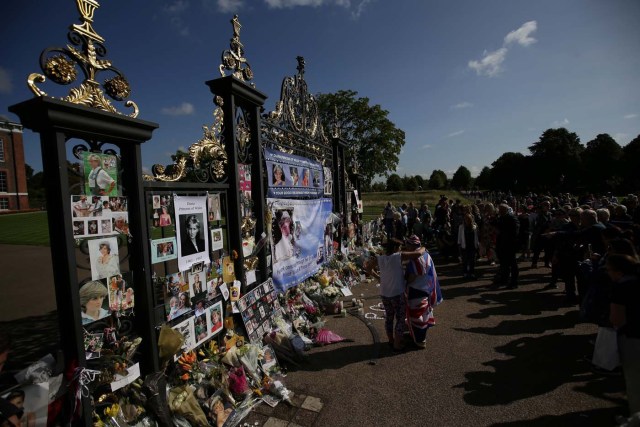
[2,383,49,426]
[83,152,119,196]
[260,344,280,376]
[151,237,178,264]
[79,278,110,325]
[174,195,210,271]
[210,228,224,251]
[88,237,120,280]
[267,198,333,293]
[207,300,224,338]
[207,193,221,222]
[172,317,196,359]
[264,148,324,198]
[238,279,282,344]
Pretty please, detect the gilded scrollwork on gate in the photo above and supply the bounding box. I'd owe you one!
[219,15,254,84]
[261,56,331,166]
[147,96,228,183]
[26,0,139,117]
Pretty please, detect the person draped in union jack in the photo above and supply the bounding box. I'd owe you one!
[404,235,444,348]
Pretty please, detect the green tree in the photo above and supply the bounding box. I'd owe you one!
[405,176,419,191]
[528,128,583,190]
[475,166,491,189]
[413,175,426,190]
[386,173,404,191]
[451,165,472,190]
[371,182,386,192]
[428,170,447,189]
[622,134,640,190]
[490,152,527,191]
[581,133,623,192]
[317,90,406,183]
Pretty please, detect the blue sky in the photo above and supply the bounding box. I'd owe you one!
[1,0,639,179]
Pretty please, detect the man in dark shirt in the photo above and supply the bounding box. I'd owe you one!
[494,204,520,289]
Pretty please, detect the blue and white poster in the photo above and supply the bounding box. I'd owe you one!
[268,198,333,293]
[265,148,324,199]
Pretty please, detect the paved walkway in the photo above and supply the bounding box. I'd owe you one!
[0,245,628,426]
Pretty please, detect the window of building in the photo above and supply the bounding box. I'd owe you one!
[0,139,4,162]
[0,171,7,192]
[0,198,8,210]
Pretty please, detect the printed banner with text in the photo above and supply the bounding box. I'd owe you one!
[264,148,324,198]
[268,198,333,293]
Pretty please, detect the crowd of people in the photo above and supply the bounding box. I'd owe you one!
[376,191,640,417]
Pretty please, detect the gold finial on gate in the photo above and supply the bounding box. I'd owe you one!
[26,0,139,117]
[219,15,254,83]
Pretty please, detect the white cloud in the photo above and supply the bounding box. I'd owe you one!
[469,165,481,177]
[446,130,465,138]
[468,47,508,77]
[504,21,537,47]
[263,0,371,18]
[469,20,537,77]
[624,113,638,119]
[165,0,189,13]
[451,101,473,110]
[351,0,372,19]
[0,66,13,94]
[552,118,570,127]
[217,0,244,12]
[422,144,433,149]
[161,102,195,116]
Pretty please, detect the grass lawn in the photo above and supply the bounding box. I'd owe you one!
[0,211,50,246]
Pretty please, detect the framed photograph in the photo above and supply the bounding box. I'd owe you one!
[83,152,118,197]
[189,271,205,298]
[152,195,161,209]
[207,193,221,222]
[1,383,49,426]
[210,228,224,251]
[207,301,224,337]
[88,237,120,280]
[151,237,178,264]
[194,311,209,346]
[71,195,93,218]
[84,332,104,360]
[260,345,279,375]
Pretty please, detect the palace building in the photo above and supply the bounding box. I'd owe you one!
[0,116,29,211]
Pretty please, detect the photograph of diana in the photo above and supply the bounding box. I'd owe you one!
[79,280,110,325]
[272,210,296,263]
[88,237,120,280]
[179,214,206,256]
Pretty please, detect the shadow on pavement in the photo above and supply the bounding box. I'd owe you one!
[455,311,580,336]
[455,332,624,406]
[489,406,625,427]
[466,289,569,319]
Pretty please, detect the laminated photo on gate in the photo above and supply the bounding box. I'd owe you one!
[174,195,210,271]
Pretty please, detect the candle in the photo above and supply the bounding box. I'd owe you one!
[341,309,347,317]
[339,301,344,310]
[358,308,364,315]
